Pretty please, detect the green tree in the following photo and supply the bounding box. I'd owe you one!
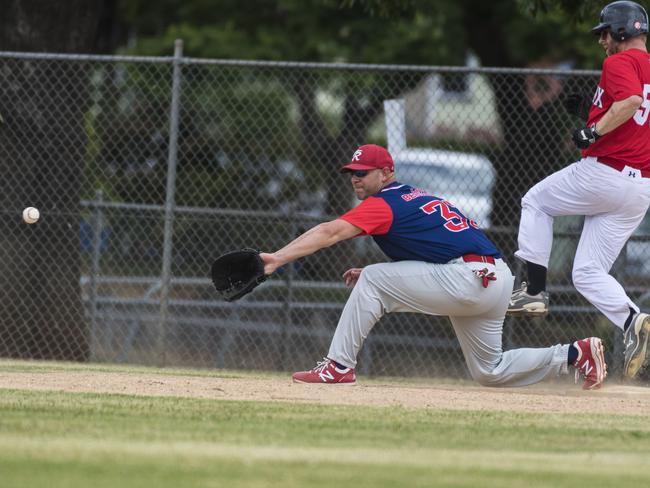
[115,0,610,266]
[118,0,607,200]
[118,0,466,216]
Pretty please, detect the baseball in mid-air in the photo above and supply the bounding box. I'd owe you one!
[22,207,40,224]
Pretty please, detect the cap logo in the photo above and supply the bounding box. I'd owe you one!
[351,149,363,161]
[634,21,642,30]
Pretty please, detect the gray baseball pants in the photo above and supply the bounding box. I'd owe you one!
[328,258,569,387]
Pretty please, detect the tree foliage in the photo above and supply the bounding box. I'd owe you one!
[120,0,464,66]
[106,0,613,265]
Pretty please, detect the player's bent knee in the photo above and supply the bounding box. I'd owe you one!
[572,267,585,289]
[521,187,540,208]
[472,373,498,387]
[572,262,601,292]
[469,368,503,387]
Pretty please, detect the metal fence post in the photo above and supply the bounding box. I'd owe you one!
[157,39,184,367]
[89,189,104,361]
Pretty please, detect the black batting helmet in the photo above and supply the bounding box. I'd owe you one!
[591,1,649,41]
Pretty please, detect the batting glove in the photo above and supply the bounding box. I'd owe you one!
[572,126,601,149]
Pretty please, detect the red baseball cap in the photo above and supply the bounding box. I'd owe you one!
[340,144,394,173]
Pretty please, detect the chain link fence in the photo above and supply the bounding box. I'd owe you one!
[0,44,645,380]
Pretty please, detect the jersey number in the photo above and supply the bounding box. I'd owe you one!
[633,84,650,126]
[420,199,478,232]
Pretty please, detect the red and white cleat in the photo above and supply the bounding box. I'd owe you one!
[573,337,607,390]
[292,358,356,384]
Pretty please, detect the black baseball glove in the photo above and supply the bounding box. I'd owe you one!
[210,248,267,302]
[564,92,592,121]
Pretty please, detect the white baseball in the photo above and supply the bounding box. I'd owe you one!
[22,207,40,224]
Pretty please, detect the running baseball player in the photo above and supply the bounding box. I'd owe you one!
[508,1,650,381]
[260,144,607,388]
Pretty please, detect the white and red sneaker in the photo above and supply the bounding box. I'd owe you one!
[573,337,607,390]
[292,358,356,384]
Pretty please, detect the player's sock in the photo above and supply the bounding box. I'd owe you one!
[525,262,547,296]
[333,360,348,370]
[623,307,636,332]
[567,343,578,365]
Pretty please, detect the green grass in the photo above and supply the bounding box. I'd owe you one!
[0,362,648,487]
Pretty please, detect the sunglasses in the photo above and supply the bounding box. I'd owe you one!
[351,170,370,178]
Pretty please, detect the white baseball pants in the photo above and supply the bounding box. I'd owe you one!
[328,259,569,387]
[515,157,650,328]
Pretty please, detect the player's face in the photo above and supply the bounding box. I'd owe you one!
[349,168,391,200]
[598,29,619,56]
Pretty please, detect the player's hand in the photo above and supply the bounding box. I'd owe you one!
[572,126,601,149]
[259,252,282,275]
[342,268,363,288]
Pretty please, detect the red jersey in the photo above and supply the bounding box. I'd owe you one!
[583,48,650,170]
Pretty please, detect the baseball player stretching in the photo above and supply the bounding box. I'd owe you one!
[508,1,650,381]
[260,144,606,388]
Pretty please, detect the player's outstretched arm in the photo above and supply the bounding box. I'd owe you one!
[260,219,362,275]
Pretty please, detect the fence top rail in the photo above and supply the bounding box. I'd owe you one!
[0,51,174,63]
[0,50,602,76]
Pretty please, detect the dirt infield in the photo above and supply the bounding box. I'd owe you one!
[1,371,649,415]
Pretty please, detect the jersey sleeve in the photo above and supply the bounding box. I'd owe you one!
[338,196,393,235]
[604,54,643,101]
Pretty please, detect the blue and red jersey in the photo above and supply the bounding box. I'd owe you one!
[338,182,501,264]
